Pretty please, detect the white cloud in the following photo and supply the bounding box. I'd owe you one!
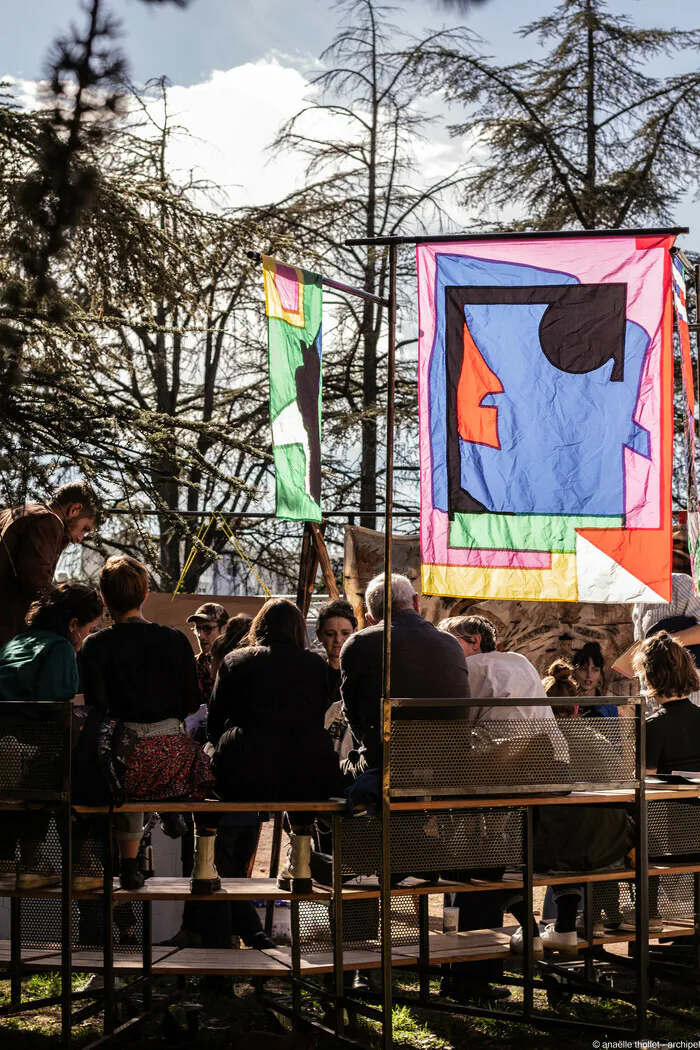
[139,58,320,208]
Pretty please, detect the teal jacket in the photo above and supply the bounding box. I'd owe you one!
[0,629,78,701]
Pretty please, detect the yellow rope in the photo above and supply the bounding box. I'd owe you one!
[171,512,271,599]
[216,513,271,597]
[171,515,214,600]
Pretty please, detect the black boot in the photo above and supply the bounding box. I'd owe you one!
[119,858,146,891]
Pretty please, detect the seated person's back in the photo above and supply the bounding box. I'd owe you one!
[82,621,199,722]
[340,574,469,767]
[633,631,700,774]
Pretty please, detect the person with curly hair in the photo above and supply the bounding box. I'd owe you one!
[634,632,700,774]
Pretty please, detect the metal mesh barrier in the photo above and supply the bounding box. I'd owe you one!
[649,800,700,859]
[0,708,69,798]
[298,896,418,954]
[592,873,697,926]
[340,809,523,877]
[19,898,145,953]
[390,716,635,796]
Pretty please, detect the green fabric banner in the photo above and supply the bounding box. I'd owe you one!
[263,255,322,522]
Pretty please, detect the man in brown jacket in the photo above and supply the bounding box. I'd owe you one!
[0,482,98,645]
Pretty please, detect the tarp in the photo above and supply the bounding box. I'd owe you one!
[417,234,676,602]
[263,254,323,522]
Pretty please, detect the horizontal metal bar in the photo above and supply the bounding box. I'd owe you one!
[247,250,390,308]
[345,227,688,247]
[389,780,639,796]
[390,695,640,707]
[104,508,418,519]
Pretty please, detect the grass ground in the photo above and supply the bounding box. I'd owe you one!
[2,963,700,1049]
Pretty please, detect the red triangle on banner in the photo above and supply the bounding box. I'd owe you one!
[576,524,672,601]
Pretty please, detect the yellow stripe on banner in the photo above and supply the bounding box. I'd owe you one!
[421,554,578,603]
[262,254,305,328]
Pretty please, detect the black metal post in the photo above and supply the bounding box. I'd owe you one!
[523,806,534,1021]
[634,699,649,1036]
[379,240,398,1050]
[60,802,73,1044]
[10,896,21,1007]
[103,815,115,1035]
[583,881,594,984]
[143,900,153,1013]
[418,894,430,1002]
[332,813,345,1036]
[266,813,283,938]
[291,900,302,1018]
[694,871,700,971]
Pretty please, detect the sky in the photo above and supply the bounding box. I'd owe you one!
[1,0,699,238]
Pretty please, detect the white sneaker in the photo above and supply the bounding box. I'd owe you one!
[541,923,578,954]
[575,915,604,938]
[619,909,664,934]
[509,926,544,959]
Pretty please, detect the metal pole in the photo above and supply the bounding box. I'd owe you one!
[143,901,153,1013]
[246,250,390,307]
[523,806,534,1021]
[103,816,115,1035]
[379,241,398,1050]
[10,897,21,1007]
[332,813,345,1037]
[345,226,688,248]
[634,699,649,1037]
[103,508,418,519]
[418,894,430,1003]
[291,900,302,1018]
[265,813,283,938]
[60,723,73,1050]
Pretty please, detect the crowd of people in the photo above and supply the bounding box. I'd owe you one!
[2,484,700,1002]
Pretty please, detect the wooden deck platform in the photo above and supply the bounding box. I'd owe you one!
[1,922,695,977]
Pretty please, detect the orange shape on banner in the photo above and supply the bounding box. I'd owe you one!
[457,322,503,449]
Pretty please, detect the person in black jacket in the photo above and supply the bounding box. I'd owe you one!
[82,555,214,890]
[208,598,344,892]
[340,573,469,768]
[634,631,700,774]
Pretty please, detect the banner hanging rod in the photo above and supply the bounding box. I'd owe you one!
[104,509,419,519]
[247,250,390,308]
[344,226,689,247]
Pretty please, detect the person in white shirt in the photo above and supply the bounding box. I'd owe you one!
[437,614,554,721]
[436,614,558,997]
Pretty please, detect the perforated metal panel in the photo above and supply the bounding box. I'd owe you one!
[298,896,418,954]
[340,809,523,877]
[591,873,698,925]
[0,704,70,800]
[390,716,635,796]
[19,897,145,953]
[648,800,700,859]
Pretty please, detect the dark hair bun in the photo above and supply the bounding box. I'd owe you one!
[547,659,574,682]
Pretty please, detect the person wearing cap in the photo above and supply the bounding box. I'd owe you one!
[186,602,230,709]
